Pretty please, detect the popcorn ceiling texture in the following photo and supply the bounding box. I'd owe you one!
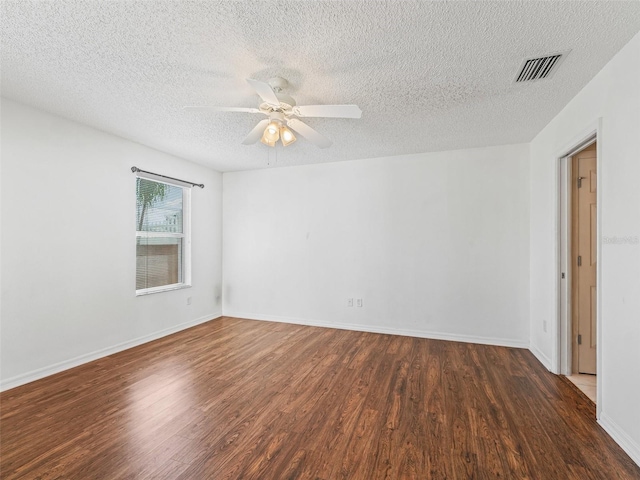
[2,1,640,172]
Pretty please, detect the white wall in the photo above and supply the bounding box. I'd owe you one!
[529,32,640,463]
[0,99,223,389]
[223,144,530,347]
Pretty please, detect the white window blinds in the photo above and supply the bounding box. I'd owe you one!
[135,175,191,294]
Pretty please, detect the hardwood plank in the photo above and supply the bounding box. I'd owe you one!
[1,317,638,479]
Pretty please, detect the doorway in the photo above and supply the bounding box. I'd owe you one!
[565,141,597,402]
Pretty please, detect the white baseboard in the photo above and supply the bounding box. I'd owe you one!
[528,343,553,371]
[0,312,221,392]
[222,311,529,349]
[599,413,640,468]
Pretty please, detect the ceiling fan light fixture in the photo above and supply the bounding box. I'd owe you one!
[280,126,296,146]
[260,137,276,147]
[261,120,280,146]
[267,122,279,135]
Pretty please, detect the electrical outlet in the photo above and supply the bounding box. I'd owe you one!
[347,298,354,307]
[543,320,547,332]
[187,297,192,305]
[356,298,363,307]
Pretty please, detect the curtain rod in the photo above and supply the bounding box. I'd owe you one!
[131,167,204,188]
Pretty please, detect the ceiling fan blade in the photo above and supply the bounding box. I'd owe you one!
[242,119,270,145]
[246,78,280,107]
[287,118,332,148]
[293,104,362,119]
[183,106,262,113]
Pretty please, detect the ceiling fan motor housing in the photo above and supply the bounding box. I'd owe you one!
[269,111,285,124]
[267,77,296,107]
[268,76,288,91]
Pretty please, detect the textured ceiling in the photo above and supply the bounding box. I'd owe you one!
[2,1,640,172]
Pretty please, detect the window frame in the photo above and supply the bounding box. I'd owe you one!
[135,176,192,296]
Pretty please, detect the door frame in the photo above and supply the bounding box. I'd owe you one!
[554,118,602,417]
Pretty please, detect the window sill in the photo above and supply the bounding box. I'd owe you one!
[136,283,192,296]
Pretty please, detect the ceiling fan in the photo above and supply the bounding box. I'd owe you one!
[184,77,362,148]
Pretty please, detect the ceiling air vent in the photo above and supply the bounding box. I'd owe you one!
[514,52,568,83]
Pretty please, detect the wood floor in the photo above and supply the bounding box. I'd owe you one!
[1,317,638,479]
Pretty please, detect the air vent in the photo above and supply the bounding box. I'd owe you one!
[514,52,568,83]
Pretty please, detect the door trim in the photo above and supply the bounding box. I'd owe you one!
[554,118,602,417]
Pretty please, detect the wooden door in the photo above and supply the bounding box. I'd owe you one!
[571,143,597,374]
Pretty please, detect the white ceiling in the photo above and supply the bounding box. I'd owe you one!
[2,1,640,172]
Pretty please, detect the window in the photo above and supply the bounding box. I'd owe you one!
[135,176,191,295]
